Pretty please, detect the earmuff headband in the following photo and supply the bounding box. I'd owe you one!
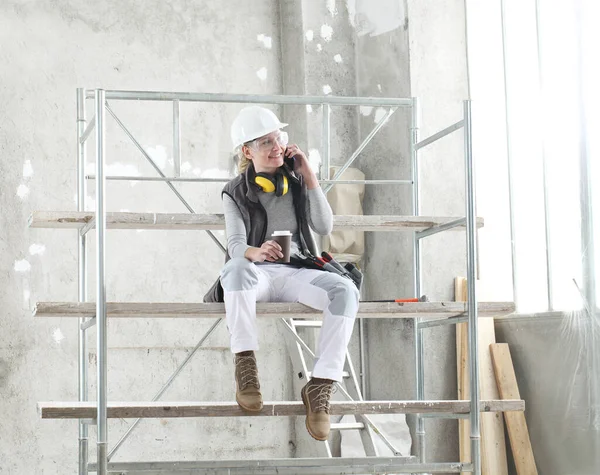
[255,172,289,197]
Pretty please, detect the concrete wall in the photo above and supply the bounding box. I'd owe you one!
[0,1,293,472]
[278,1,362,458]
[358,0,469,467]
[0,0,471,473]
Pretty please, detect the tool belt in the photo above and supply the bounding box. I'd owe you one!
[290,251,363,290]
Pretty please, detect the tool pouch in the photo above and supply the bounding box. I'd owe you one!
[292,252,363,291]
[343,262,363,291]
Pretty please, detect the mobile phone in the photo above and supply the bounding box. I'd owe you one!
[284,148,296,170]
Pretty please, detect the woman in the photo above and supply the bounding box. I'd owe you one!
[204,106,359,441]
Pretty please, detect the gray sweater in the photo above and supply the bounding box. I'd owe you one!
[223,187,333,258]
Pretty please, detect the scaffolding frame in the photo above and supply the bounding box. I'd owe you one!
[72,88,479,474]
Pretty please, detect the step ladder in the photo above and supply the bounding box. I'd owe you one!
[28,89,522,475]
[282,318,381,458]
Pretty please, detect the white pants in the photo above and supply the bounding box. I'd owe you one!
[221,258,359,382]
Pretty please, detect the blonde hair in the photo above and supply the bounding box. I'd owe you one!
[236,146,252,174]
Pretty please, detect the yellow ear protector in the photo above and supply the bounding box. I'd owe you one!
[255,171,289,197]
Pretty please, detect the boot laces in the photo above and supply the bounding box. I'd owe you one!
[236,355,259,390]
[307,382,337,413]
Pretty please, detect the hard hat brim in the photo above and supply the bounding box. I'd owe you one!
[233,122,289,150]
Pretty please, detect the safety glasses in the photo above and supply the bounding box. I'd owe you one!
[246,131,289,152]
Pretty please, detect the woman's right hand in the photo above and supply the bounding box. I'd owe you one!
[245,241,284,263]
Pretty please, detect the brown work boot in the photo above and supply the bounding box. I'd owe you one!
[234,351,263,412]
[301,377,335,441]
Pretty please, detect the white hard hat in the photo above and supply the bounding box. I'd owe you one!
[231,106,288,149]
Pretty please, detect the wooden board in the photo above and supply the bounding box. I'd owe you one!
[33,301,516,319]
[491,343,538,475]
[455,277,509,475]
[456,277,470,475]
[479,319,509,475]
[88,456,423,474]
[38,399,524,419]
[28,211,485,232]
[456,322,470,474]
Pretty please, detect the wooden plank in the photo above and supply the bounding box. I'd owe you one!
[455,276,468,303]
[33,301,516,319]
[479,319,509,475]
[38,399,525,419]
[455,277,509,475]
[491,343,538,475]
[88,457,424,474]
[456,277,470,475]
[28,211,485,232]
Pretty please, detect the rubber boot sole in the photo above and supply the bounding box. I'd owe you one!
[301,387,328,441]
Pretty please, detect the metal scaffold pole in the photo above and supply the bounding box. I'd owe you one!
[95,89,108,475]
[410,97,426,464]
[76,88,89,475]
[464,100,481,475]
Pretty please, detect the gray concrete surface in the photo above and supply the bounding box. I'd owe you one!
[279,0,362,458]
[0,0,473,473]
[357,0,469,467]
[1,1,292,472]
[496,313,600,475]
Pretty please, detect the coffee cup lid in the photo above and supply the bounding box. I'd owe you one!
[272,230,292,236]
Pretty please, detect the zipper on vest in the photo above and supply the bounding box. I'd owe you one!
[295,184,309,254]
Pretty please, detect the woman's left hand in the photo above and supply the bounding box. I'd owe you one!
[285,144,317,185]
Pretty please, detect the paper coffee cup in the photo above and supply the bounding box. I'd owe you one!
[271,231,292,263]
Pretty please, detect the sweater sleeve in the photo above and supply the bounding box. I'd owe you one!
[223,194,251,258]
[305,186,333,236]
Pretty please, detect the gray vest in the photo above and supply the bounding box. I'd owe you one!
[203,163,318,302]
